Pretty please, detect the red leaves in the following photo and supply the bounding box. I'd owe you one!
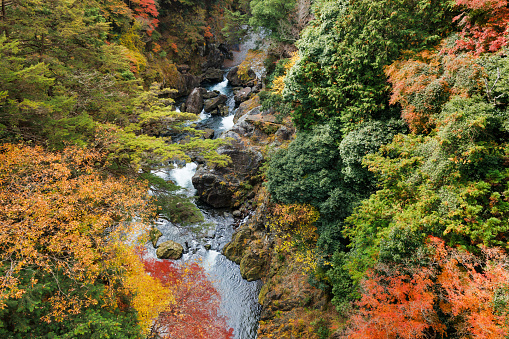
[130,0,159,35]
[453,0,509,55]
[345,237,509,338]
[139,253,234,339]
[204,26,214,39]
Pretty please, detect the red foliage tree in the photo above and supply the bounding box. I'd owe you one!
[130,0,160,35]
[139,252,234,339]
[432,237,509,338]
[345,265,445,339]
[453,0,509,55]
[344,237,509,338]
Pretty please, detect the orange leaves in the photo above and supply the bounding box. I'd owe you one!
[345,237,509,338]
[0,144,154,319]
[430,237,509,338]
[385,46,483,133]
[346,265,444,339]
[203,26,214,39]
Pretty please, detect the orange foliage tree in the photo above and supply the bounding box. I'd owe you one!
[385,46,484,133]
[344,237,509,338]
[0,144,156,321]
[140,253,234,339]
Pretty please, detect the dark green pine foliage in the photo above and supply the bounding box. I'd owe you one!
[266,120,405,252]
[283,0,456,131]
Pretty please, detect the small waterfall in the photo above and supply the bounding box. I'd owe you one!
[153,66,262,339]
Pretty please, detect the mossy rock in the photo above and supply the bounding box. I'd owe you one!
[156,240,184,260]
[222,227,252,264]
[149,227,163,248]
[240,249,265,281]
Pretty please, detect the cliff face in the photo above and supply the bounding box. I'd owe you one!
[224,186,341,338]
[220,95,341,338]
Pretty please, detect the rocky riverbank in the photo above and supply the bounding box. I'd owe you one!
[197,93,341,338]
[163,34,340,337]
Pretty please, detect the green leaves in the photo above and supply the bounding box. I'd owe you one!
[283,0,456,131]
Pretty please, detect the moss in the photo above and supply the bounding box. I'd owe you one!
[155,193,204,225]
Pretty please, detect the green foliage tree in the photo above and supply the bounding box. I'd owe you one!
[283,0,456,131]
[343,95,509,285]
[249,0,296,41]
[266,120,404,255]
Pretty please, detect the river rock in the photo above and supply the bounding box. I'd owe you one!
[149,227,163,247]
[185,87,207,113]
[201,68,224,84]
[234,87,252,105]
[172,72,201,98]
[240,247,265,281]
[252,81,263,93]
[226,66,256,87]
[203,90,220,99]
[231,119,255,138]
[223,227,252,264]
[202,128,215,139]
[156,240,184,260]
[192,145,264,208]
[218,104,229,116]
[204,94,227,113]
[234,96,260,123]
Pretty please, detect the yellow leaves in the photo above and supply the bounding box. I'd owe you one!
[272,52,299,95]
[0,144,156,318]
[269,203,320,273]
[112,244,173,334]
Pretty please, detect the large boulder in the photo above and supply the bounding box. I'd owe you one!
[171,72,201,98]
[201,68,224,84]
[234,87,252,105]
[204,94,227,113]
[201,44,225,70]
[216,104,229,116]
[203,90,220,99]
[192,144,264,208]
[226,66,256,87]
[149,227,163,248]
[234,96,260,122]
[185,87,207,113]
[156,240,184,260]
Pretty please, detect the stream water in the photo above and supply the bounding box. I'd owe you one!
[147,71,263,339]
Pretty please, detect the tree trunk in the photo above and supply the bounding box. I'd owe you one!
[1,0,7,37]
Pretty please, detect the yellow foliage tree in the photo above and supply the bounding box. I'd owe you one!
[0,144,169,328]
[268,203,320,272]
[272,51,299,95]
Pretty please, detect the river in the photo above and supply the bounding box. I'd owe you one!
[146,70,263,339]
